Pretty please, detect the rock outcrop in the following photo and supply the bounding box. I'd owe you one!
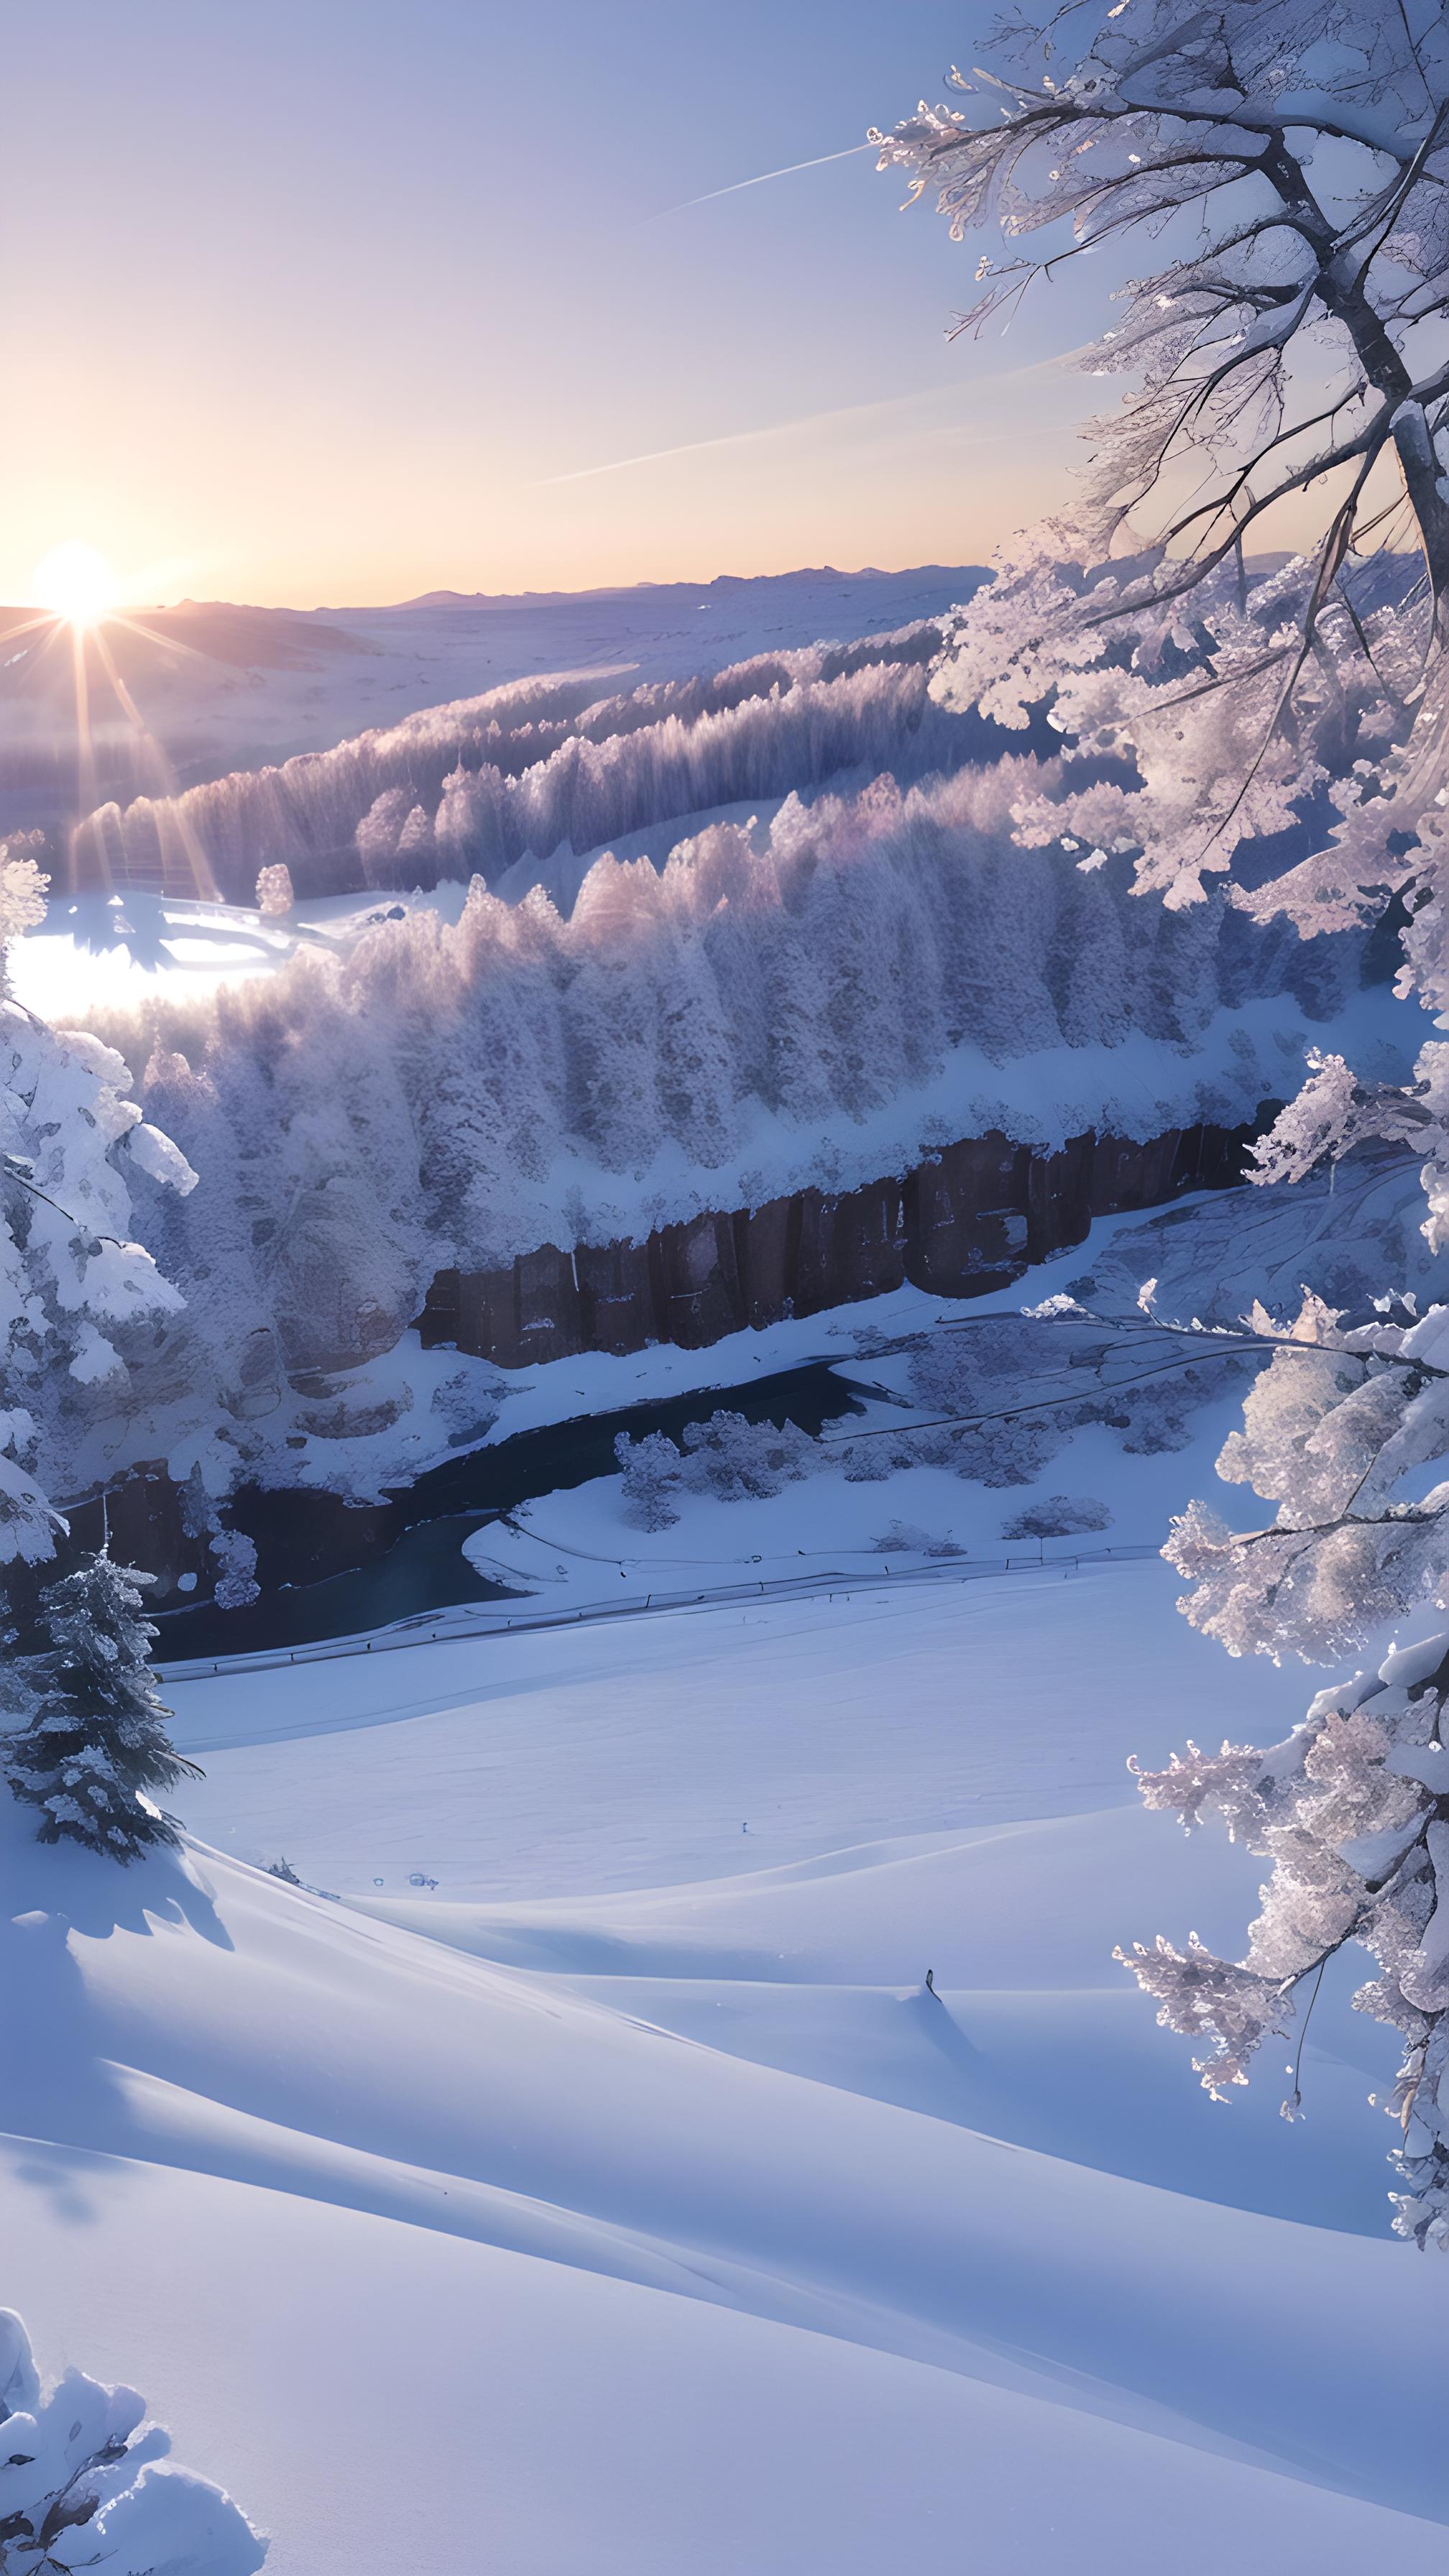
[418,1116,1259,1368]
[60,1111,1262,1612]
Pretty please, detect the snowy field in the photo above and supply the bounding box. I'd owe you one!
[6,1562,1447,2573]
[6,1164,1448,2570]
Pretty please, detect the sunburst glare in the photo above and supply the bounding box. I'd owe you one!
[31,539,121,629]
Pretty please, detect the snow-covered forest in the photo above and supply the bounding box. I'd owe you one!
[86,758,1363,1309]
[6,0,1449,2567]
[13,610,1397,1547]
[71,623,979,901]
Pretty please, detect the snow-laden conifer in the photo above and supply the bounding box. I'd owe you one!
[5,1553,201,1857]
[0,847,197,1559]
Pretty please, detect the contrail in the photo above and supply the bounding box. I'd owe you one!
[652,141,878,220]
[530,390,931,489]
[530,350,1092,490]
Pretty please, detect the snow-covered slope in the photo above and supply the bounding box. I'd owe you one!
[7,1555,1445,2570]
[0,567,987,842]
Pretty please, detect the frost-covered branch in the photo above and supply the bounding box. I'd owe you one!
[1118,1629,1449,2248]
[0,847,198,1570]
[875,4,1449,900]
[875,3,1449,2246]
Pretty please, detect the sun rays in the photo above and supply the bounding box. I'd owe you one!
[10,543,222,901]
[32,540,122,630]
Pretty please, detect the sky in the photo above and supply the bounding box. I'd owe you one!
[2,1,1106,607]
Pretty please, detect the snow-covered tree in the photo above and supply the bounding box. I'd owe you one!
[875,0,1449,906]
[876,10,1443,1628]
[0,848,198,1563]
[0,2306,264,2573]
[1001,1494,1111,1540]
[356,786,415,889]
[5,1552,201,1857]
[679,1410,817,1501]
[615,1428,685,1530]
[254,862,294,917]
[208,1524,259,1611]
[875,1,1449,2235]
[615,1412,817,1526]
[1116,1631,1449,2248]
[879,3,1449,656]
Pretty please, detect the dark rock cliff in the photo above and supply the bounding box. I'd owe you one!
[418,1118,1258,1368]
[62,1110,1264,1607]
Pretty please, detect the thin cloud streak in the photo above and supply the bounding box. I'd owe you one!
[650,141,878,221]
[529,349,1092,490]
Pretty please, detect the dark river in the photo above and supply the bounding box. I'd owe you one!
[152,1359,872,1662]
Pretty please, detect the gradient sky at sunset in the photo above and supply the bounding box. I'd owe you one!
[5,1,1110,607]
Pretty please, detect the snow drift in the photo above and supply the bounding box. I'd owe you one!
[6,1564,1448,2573]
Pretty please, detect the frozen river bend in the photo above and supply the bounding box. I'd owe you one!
[4,1563,1445,2573]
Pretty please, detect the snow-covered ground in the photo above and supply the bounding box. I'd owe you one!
[12,883,473,1021]
[6,1558,1446,2574]
[5,1154,1445,2569]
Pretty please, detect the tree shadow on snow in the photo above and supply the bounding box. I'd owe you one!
[0,1825,234,2223]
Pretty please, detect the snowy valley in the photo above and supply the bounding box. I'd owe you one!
[9,4,1449,2568]
[4,544,1448,2570]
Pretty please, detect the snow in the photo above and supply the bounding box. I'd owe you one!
[11,2150,1440,2576]
[167,1568,1294,1885]
[6,566,1445,2562]
[11,886,472,1021]
[6,1560,1448,2571]
[0,568,988,842]
[8,1163,1449,2562]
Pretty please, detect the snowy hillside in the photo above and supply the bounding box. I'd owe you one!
[6,1555,1446,2573]
[0,567,987,845]
[4,1167,1446,2569]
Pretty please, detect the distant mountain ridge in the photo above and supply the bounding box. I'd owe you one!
[387,566,978,615]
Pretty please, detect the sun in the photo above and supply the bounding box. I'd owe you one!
[32,539,122,630]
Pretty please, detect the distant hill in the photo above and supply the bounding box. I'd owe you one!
[0,562,989,843]
[390,566,979,615]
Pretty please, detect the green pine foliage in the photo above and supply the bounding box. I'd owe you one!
[6,1552,201,1857]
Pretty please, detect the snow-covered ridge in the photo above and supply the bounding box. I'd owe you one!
[11,1567,1446,2571]
[73,618,989,906]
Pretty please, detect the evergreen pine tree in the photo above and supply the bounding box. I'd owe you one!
[6,1551,201,1857]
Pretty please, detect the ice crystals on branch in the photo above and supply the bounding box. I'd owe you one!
[872,0,1449,2242]
[1161,1284,1449,1664]
[1118,1632,1449,2248]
